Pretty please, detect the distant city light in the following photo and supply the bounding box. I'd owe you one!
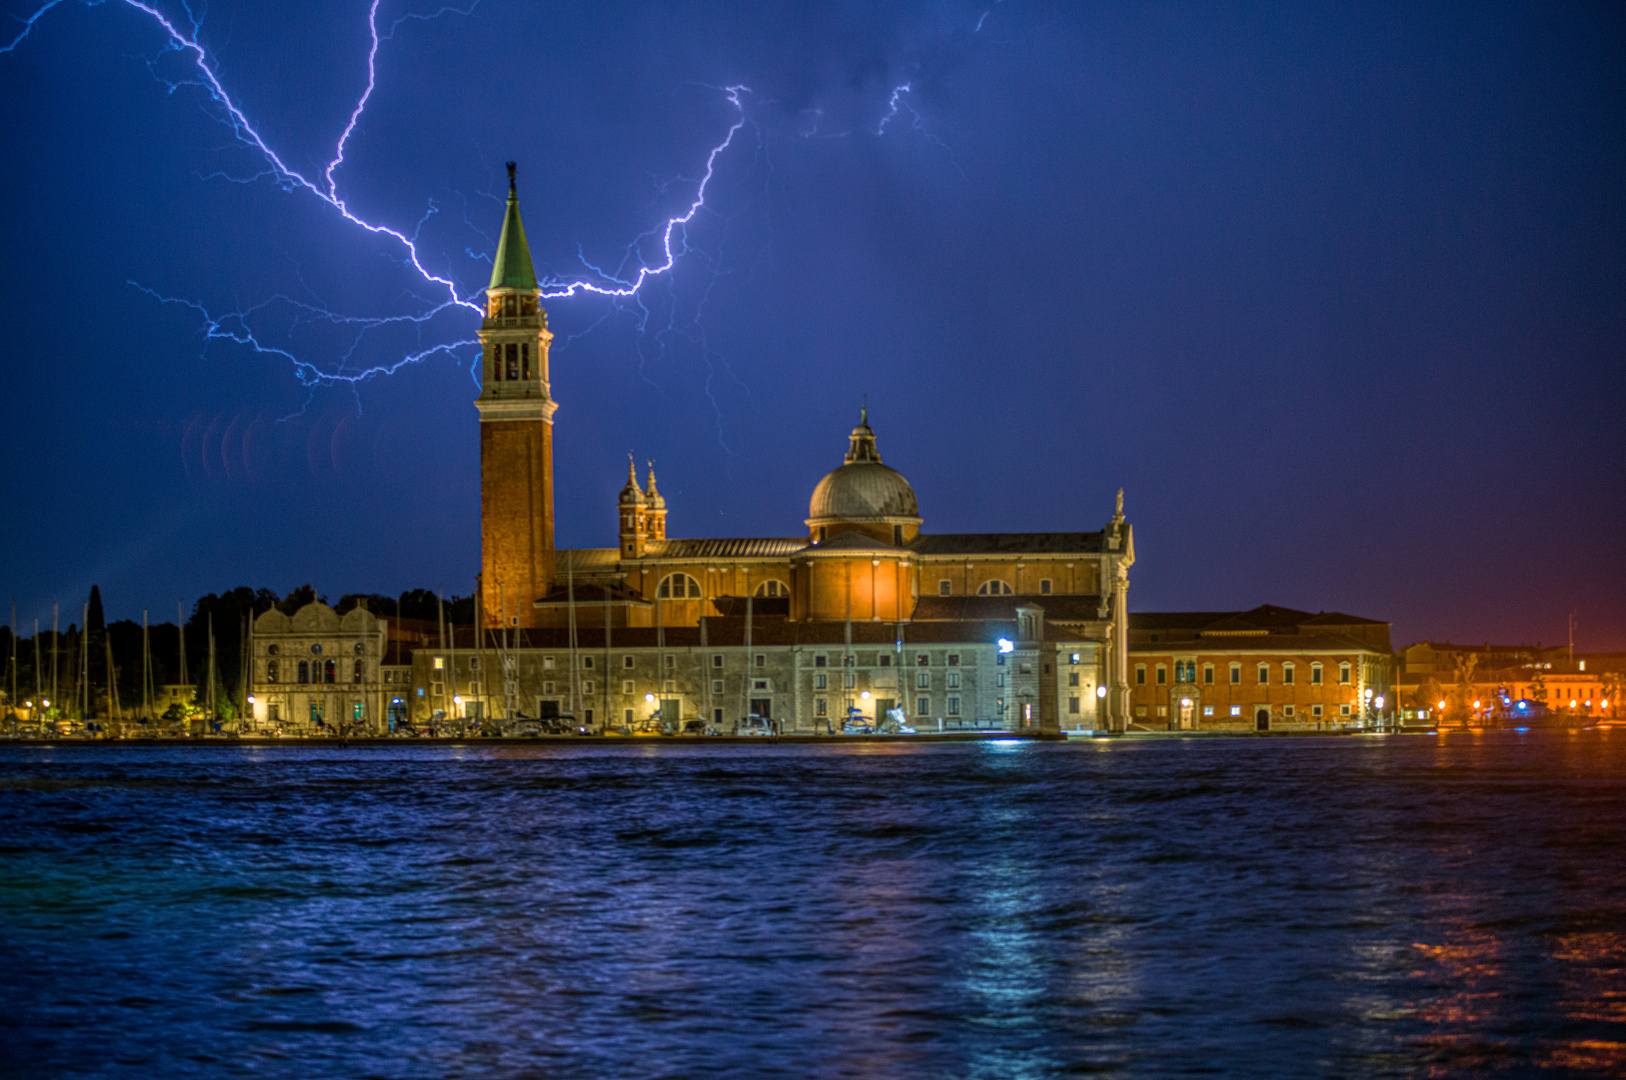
[1375,696,1384,709]
[1096,685,1107,698]
[645,693,656,703]
[997,638,1014,654]
[860,691,871,700]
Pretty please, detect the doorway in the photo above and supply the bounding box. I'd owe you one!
[750,697,772,719]
[1256,708,1270,731]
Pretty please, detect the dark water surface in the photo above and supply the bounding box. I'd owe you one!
[2,732,1624,1078]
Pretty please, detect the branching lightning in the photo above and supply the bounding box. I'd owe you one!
[4,0,753,390]
[6,0,982,423]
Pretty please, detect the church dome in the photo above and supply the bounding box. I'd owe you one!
[807,410,920,524]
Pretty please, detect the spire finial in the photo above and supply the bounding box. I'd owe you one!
[860,395,868,426]
[628,452,638,482]
[1112,488,1125,525]
[506,161,517,196]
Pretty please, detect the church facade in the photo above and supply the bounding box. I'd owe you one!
[458,169,1137,734]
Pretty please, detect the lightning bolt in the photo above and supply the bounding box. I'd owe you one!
[4,0,753,389]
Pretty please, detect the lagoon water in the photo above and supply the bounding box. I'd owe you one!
[1,732,1624,1078]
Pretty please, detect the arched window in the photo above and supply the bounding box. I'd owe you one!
[267,660,279,683]
[521,343,531,380]
[491,345,503,382]
[297,660,310,684]
[754,580,790,598]
[505,343,519,381]
[324,659,337,684]
[658,573,702,599]
[354,659,364,683]
[977,579,1014,596]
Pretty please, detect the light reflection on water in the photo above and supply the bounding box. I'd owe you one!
[0,733,1623,1077]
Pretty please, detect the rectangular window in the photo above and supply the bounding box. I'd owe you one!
[1202,705,1214,717]
[1136,666,1146,685]
[1068,672,1080,687]
[1230,705,1242,717]
[1068,696,1080,714]
[917,654,930,667]
[582,656,594,670]
[543,656,555,670]
[1339,663,1351,684]
[844,673,856,689]
[815,698,827,717]
[1230,663,1241,685]
[1135,705,1147,717]
[713,654,724,668]
[623,655,635,669]
[622,680,634,694]
[1040,579,1052,595]
[755,654,766,668]
[1340,703,1351,716]
[469,658,480,670]
[712,679,723,694]
[938,580,951,596]
[947,654,961,667]
[843,654,855,667]
[814,654,827,668]
[543,681,555,695]
[1203,664,1214,684]
[1283,704,1295,717]
[1069,653,1081,665]
[917,696,930,716]
[753,680,769,691]
[582,681,594,695]
[1283,664,1295,685]
[664,680,676,693]
[879,655,892,667]
[665,655,675,669]
[814,673,827,690]
[1258,664,1269,684]
[1311,663,1323,685]
[625,708,634,724]
[948,697,961,716]
[1312,704,1323,717]
[916,672,930,689]
[946,672,961,689]
[433,657,445,670]
[1156,665,1167,685]
[1156,705,1168,717]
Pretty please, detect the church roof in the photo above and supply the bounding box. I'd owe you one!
[911,532,1107,555]
[489,164,538,291]
[644,537,806,559]
[807,410,920,523]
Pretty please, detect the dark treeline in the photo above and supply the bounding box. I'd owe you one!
[1,585,473,717]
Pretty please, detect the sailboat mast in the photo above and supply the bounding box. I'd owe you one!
[142,610,151,723]
[567,561,579,722]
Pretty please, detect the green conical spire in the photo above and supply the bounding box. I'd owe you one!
[489,162,538,292]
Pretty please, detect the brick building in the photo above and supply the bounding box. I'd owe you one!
[1128,605,1395,731]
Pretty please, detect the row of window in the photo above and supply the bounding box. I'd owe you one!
[265,659,365,685]
[264,642,366,657]
[1136,661,1352,686]
[937,579,1055,596]
[812,696,961,717]
[1138,703,1356,719]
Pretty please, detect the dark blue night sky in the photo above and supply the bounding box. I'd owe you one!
[2,1,1622,648]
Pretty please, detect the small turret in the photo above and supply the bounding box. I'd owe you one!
[619,455,647,558]
[644,462,667,542]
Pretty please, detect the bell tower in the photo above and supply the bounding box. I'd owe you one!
[477,163,555,629]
